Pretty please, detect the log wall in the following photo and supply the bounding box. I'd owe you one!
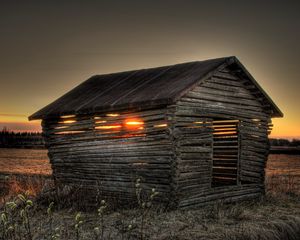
[173,65,272,208]
[42,108,174,203]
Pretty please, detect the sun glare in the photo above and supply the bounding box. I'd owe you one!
[61,120,76,124]
[60,115,76,118]
[106,113,120,117]
[124,118,144,130]
[154,123,168,128]
[95,125,122,130]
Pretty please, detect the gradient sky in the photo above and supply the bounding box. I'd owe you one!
[0,1,299,138]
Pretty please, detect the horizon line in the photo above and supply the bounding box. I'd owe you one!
[1,128,299,140]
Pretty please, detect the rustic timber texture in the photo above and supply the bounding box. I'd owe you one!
[42,109,173,203]
[29,56,283,208]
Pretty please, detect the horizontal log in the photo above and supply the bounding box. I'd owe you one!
[180,152,212,159]
[179,186,263,208]
[177,138,212,146]
[50,142,173,154]
[179,171,211,180]
[240,170,262,178]
[51,155,173,164]
[212,72,240,81]
[176,108,268,122]
[180,192,262,209]
[240,176,262,183]
[240,163,263,173]
[192,86,259,102]
[178,98,265,113]
[240,157,265,166]
[185,90,263,108]
[51,151,173,159]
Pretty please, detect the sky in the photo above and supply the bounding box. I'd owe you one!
[0,0,299,138]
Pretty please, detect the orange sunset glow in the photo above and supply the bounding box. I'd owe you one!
[0,2,299,139]
[125,119,144,130]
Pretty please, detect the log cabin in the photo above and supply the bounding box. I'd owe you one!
[29,56,283,208]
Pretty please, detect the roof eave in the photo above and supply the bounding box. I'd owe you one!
[28,98,174,121]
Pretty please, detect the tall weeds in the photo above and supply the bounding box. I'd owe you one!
[0,175,299,240]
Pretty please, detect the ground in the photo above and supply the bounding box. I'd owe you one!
[1,177,300,240]
[0,151,299,239]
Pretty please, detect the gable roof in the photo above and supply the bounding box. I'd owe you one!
[29,56,283,120]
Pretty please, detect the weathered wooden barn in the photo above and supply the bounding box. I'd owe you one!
[29,56,283,208]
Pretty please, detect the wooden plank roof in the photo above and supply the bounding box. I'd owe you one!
[29,56,283,120]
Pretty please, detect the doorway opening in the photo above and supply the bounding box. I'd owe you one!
[212,119,240,187]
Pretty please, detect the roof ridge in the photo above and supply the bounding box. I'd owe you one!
[91,56,233,78]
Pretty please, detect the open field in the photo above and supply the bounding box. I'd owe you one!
[0,148,51,176]
[0,148,299,198]
[0,148,299,239]
[266,154,300,194]
[1,149,300,179]
[267,154,300,176]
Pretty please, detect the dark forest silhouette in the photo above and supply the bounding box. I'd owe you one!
[269,138,300,147]
[269,138,300,154]
[0,127,45,148]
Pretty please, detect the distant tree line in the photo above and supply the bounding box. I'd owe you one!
[0,127,45,148]
[269,138,300,147]
[0,126,299,149]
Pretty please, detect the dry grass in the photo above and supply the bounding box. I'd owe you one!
[0,174,52,205]
[1,152,300,239]
[1,193,299,240]
[0,174,300,240]
[266,174,300,196]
